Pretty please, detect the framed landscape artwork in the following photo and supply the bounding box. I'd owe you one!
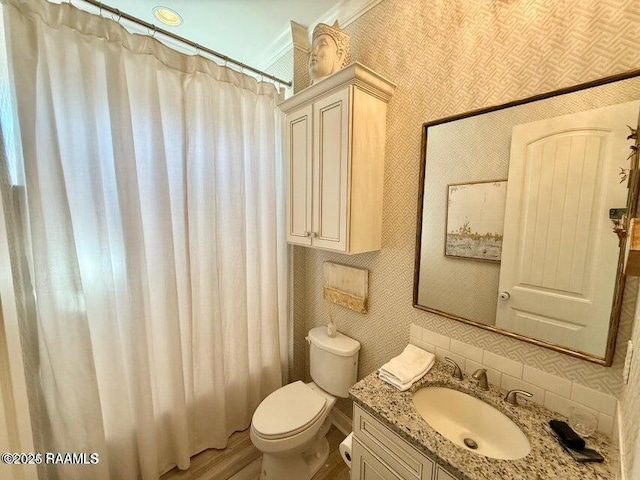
[445,180,508,262]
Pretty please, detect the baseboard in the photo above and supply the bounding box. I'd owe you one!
[330,408,352,436]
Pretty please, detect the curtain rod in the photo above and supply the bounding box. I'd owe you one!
[69,0,293,87]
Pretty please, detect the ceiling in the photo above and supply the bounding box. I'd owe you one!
[66,0,343,70]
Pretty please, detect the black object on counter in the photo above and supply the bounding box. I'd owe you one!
[549,420,586,450]
[560,445,605,463]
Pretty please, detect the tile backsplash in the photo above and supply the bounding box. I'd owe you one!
[410,324,616,436]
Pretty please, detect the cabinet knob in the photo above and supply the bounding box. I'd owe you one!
[311,232,318,238]
[304,231,311,237]
[499,291,511,300]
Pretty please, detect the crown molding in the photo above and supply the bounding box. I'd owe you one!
[312,0,383,33]
[258,0,384,71]
[278,62,396,113]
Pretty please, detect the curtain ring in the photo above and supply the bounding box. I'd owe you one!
[112,8,121,23]
[98,1,102,16]
[195,44,201,56]
[148,25,157,37]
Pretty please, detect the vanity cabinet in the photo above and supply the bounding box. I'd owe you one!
[352,404,459,480]
[280,63,395,254]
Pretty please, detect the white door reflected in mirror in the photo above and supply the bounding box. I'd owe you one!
[497,101,639,357]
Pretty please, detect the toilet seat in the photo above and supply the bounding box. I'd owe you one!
[252,381,327,440]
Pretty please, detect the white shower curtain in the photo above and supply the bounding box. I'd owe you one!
[3,1,287,479]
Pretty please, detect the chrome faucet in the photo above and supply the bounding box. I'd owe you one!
[471,368,489,390]
[504,389,533,406]
[444,357,463,380]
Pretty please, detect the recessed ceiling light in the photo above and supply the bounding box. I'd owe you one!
[153,6,183,26]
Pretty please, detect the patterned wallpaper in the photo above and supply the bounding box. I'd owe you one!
[289,0,640,404]
[293,45,311,94]
[264,47,293,98]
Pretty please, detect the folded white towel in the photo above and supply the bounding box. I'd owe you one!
[378,360,433,391]
[378,344,435,391]
[380,344,435,384]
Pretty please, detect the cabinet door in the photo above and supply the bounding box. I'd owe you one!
[352,437,403,480]
[436,466,457,480]
[312,87,350,251]
[285,105,313,245]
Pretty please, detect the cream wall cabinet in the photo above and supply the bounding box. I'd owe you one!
[280,63,395,254]
[353,404,460,480]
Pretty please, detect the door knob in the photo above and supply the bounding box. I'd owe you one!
[499,291,511,300]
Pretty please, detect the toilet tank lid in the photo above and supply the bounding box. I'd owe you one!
[307,326,361,357]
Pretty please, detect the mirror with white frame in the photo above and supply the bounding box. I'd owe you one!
[413,71,640,365]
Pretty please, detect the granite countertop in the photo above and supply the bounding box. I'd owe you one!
[349,361,616,480]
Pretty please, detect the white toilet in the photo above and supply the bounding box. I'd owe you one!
[250,326,360,480]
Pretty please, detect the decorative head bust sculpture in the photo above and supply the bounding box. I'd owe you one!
[308,21,351,85]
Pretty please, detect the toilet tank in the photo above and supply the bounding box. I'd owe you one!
[307,326,360,398]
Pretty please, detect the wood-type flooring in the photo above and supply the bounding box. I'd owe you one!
[161,425,350,480]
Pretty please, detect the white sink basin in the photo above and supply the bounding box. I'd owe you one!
[412,387,531,460]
